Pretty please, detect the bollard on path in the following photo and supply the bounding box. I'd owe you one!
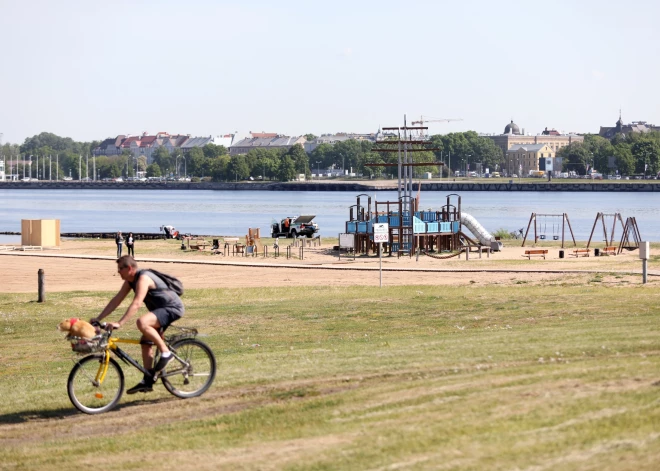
[38,269,45,303]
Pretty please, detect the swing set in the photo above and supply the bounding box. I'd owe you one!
[521,213,576,248]
[586,213,624,248]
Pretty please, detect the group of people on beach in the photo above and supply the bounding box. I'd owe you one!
[115,231,135,258]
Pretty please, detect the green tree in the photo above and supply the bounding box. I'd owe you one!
[227,155,250,181]
[286,144,310,177]
[202,144,228,159]
[557,143,592,175]
[186,147,205,177]
[277,155,297,181]
[613,143,634,175]
[631,139,660,176]
[146,163,161,177]
[152,147,172,175]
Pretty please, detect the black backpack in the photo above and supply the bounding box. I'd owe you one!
[146,269,184,296]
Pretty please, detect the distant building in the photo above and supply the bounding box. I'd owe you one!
[506,144,556,176]
[93,135,126,156]
[93,132,237,163]
[304,132,379,153]
[180,135,235,153]
[486,119,583,158]
[229,135,307,156]
[599,112,660,139]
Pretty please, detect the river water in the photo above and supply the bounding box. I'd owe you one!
[1,189,659,242]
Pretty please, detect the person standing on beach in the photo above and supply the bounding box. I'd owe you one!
[115,231,123,258]
[126,232,135,257]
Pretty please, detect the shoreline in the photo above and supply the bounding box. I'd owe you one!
[2,180,660,192]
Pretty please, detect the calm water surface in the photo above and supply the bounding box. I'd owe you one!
[1,189,659,242]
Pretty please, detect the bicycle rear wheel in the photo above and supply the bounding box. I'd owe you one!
[161,339,216,398]
[67,354,124,414]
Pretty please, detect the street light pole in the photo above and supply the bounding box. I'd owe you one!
[316,160,321,179]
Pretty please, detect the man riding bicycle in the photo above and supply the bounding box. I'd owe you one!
[91,255,184,394]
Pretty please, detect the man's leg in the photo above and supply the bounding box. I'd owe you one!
[137,312,172,374]
[136,312,169,361]
[127,312,169,395]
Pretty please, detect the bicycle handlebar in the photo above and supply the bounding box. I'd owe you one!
[91,320,115,332]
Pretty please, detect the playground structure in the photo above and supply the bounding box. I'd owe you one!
[342,193,502,257]
[521,213,576,248]
[342,115,500,258]
[618,217,642,254]
[586,213,625,248]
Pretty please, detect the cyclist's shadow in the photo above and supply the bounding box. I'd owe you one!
[0,397,171,424]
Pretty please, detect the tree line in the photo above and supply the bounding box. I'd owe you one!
[557,132,660,176]
[11,129,657,181]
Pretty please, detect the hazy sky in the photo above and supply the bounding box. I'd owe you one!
[1,0,659,145]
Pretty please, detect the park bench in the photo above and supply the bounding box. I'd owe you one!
[188,239,208,250]
[571,248,591,257]
[523,249,548,259]
[600,246,617,256]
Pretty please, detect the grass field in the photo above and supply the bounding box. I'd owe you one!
[1,281,659,470]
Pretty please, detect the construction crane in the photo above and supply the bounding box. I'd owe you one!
[410,116,463,138]
[411,116,463,126]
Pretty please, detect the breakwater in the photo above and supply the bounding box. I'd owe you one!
[2,180,660,192]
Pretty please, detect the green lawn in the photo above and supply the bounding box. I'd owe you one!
[1,283,659,470]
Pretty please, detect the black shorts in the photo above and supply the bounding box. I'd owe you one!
[152,306,184,331]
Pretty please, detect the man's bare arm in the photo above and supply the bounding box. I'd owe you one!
[113,274,154,328]
[93,282,132,322]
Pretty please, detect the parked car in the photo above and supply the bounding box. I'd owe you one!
[271,215,319,238]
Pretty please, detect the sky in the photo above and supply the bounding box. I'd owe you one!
[1,0,659,145]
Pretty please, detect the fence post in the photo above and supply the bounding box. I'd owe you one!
[38,269,45,303]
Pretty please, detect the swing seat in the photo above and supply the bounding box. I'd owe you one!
[553,235,559,240]
[539,235,546,240]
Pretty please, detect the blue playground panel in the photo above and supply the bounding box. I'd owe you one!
[345,215,460,235]
[413,217,426,233]
[391,242,412,252]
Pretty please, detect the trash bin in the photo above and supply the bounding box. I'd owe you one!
[559,250,564,259]
[594,248,600,256]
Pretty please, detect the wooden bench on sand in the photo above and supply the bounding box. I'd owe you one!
[523,249,548,259]
[571,248,591,257]
[189,239,208,250]
[600,246,617,256]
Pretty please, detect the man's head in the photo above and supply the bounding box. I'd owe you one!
[116,255,138,281]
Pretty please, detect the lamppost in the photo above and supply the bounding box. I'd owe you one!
[315,160,321,179]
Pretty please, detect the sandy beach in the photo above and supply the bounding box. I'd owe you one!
[0,237,654,293]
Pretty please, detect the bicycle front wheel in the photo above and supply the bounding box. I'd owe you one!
[67,354,125,414]
[161,339,216,398]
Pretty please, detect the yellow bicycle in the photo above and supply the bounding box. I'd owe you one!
[66,323,216,414]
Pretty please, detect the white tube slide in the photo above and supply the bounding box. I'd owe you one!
[460,212,503,251]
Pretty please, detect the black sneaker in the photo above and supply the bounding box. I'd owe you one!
[127,380,153,394]
[153,354,173,374]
